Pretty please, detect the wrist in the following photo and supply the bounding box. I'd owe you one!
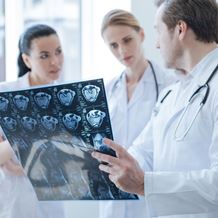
[0,141,13,165]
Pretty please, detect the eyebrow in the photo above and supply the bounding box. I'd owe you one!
[39,51,49,54]
[109,42,117,46]
[123,34,132,39]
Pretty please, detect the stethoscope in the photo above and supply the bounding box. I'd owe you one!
[157,64,218,141]
[110,60,159,101]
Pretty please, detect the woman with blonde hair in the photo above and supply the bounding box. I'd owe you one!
[99,9,176,218]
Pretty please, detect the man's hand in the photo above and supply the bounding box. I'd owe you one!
[92,138,144,195]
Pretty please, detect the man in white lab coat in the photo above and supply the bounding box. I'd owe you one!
[92,0,218,217]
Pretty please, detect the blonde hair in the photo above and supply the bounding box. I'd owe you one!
[101,9,142,36]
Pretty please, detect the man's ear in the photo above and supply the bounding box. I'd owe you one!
[177,20,188,40]
[21,53,31,69]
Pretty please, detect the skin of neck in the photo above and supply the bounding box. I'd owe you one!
[176,30,218,73]
[125,56,149,102]
[125,56,149,84]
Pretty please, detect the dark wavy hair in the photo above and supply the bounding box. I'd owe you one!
[155,0,218,43]
[18,24,57,77]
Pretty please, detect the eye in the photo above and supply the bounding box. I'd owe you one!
[40,53,49,59]
[110,43,118,49]
[56,47,62,55]
[123,37,132,44]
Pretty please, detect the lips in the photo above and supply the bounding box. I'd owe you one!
[49,69,61,74]
[122,56,133,64]
[124,56,132,61]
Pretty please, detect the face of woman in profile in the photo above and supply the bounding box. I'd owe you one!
[23,34,64,85]
[102,25,145,68]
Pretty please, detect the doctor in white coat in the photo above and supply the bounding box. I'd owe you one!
[0,24,65,218]
[92,1,218,218]
[99,9,176,218]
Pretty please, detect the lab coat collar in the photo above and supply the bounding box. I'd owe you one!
[160,48,218,132]
[109,72,128,120]
[19,72,57,89]
[18,72,31,88]
[127,65,154,108]
[142,61,164,85]
[190,47,218,86]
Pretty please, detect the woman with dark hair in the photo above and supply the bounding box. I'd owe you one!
[0,24,65,218]
[16,24,63,86]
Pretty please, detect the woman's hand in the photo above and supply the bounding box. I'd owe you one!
[0,139,24,176]
[3,160,24,176]
[0,140,13,165]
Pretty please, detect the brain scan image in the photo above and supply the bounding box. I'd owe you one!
[34,92,51,109]
[82,85,100,102]
[13,94,29,111]
[62,113,81,130]
[0,96,9,112]
[21,116,37,132]
[92,133,105,150]
[86,110,106,128]
[2,117,18,132]
[0,79,132,201]
[41,115,58,131]
[57,89,76,106]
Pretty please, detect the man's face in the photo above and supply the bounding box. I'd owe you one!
[154,5,182,69]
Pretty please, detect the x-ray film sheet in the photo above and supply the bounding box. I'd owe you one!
[0,78,138,201]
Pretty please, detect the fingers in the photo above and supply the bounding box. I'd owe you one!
[0,140,13,165]
[0,135,4,142]
[3,160,24,176]
[103,138,127,158]
[92,150,119,166]
[99,163,112,174]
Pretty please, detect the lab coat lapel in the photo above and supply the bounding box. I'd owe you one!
[128,68,149,109]
[109,75,128,144]
[110,74,128,121]
[19,73,31,88]
[159,76,203,133]
[158,85,186,130]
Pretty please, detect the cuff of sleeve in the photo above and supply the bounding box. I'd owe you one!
[144,172,154,198]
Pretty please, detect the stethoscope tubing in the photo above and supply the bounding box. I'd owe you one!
[111,60,159,101]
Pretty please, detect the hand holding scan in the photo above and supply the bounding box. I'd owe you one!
[0,140,24,176]
[92,138,144,196]
[3,159,24,176]
[0,140,13,165]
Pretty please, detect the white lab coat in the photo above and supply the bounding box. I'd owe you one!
[0,73,65,218]
[99,61,177,218]
[129,48,218,218]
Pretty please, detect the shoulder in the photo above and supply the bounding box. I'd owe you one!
[149,60,178,86]
[0,80,19,92]
[0,74,29,92]
[104,73,123,94]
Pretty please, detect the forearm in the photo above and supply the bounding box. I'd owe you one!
[0,141,13,165]
[144,169,218,217]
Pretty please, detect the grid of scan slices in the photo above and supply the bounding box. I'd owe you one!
[0,79,138,201]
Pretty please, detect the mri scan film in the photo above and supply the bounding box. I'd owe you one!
[0,79,138,201]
